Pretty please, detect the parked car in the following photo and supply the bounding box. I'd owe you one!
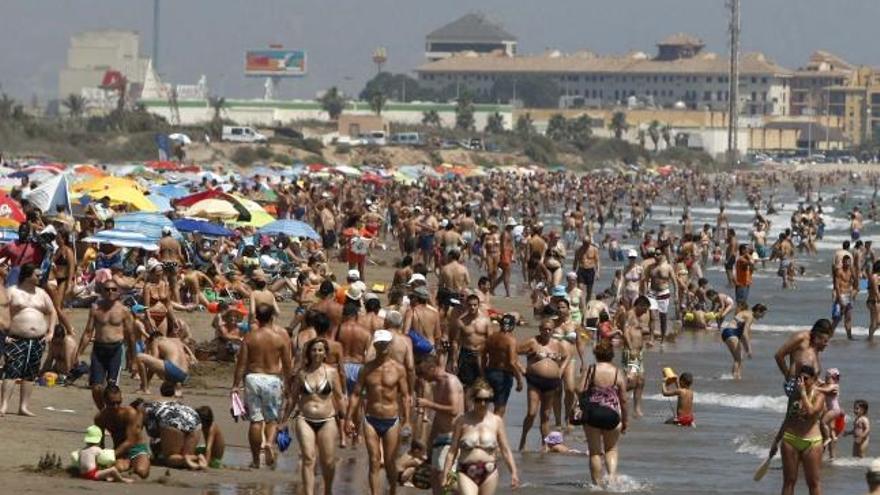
[390,132,424,147]
[222,126,268,143]
[359,130,387,146]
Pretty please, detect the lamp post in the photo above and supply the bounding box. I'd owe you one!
[372,47,387,76]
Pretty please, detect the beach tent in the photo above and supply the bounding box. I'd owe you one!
[258,219,320,240]
[173,218,235,237]
[24,174,72,214]
[114,212,181,240]
[83,230,159,251]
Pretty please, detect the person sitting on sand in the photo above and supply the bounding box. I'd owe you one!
[93,385,151,479]
[77,425,132,483]
[195,406,225,469]
[396,440,427,487]
[543,431,584,454]
[661,372,695,427]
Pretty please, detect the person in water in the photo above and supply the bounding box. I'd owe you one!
[661,372,694,427]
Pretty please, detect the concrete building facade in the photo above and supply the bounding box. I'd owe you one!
[58,30,150,100]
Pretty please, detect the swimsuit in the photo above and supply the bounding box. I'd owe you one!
[782,431,823,452]
[244,373,283,422]
[364,415,399,438]
[89,341,124,386]
[80,468,100,481]
[581,365,622,430]
[526,373,561,393]
[622,348,645,375]
[457,348,481,387]
[163,360,189,384]
[343,362,363,395]
[674,414,695,427]
[1,337,45,381]
[128,443,151,460]
[484,368,514,407]
[298,367,335,432]
[459,460,497,486]
[720,318,745,342]
[144,401,202,436]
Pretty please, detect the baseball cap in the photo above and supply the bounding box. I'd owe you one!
[347,269,360,281]
[372,329,393,344]
[162,226,172,235]
[364,292,380,302]
[627,249,638,258]
[412,286,430,300]
[506,217,518,227]
[408,273,427,285]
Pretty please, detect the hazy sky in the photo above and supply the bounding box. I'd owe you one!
[2,0,879,102]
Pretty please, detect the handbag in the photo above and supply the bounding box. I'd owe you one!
[568,365,592,426]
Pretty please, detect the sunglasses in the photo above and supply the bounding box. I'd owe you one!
[474,396,494,403]
[104,287,119,292]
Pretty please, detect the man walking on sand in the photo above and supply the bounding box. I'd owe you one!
[417,354,464,495]
[232,303,292,468]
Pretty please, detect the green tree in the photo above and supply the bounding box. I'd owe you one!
[484,112,505,134]
[319,86,346,120]
[62,93,86,120]
[359,72,438,102]
[515,113,535,137]
[661,124,673,149]
[422,109,442,127]
[455,93,475,131]
[546,114,568,141]
[491,75,561,108]
[648,120,661,151]
[0,93,17,120]
[567,115,593,150]
[609,111,628,140]
[207,96,226,139]
[368,90,387,115]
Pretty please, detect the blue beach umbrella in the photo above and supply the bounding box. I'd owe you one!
[258,219,320,240]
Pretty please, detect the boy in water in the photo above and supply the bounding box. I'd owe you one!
[846,400,871,458]
[661,372,695,427]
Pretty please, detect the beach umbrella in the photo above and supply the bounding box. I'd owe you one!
[230,194,275,227]
[146,193,173,212]
[84,186,158,212]
[0,193,26,227]
[73,164,107,177]
[333,165,362,177]
[258,219,320,240]
[173,218,235,237]
[183,198,240,220]
[83,230,159,251]
[114,212,180,240]
[150,184,190,200]
[72,176,143,193]
[24,174,72,214]
[168,133,192,145]
[0,228,19,244]
[147,160,182,171]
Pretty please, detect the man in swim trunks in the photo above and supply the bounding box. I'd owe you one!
[416,354,464,495]
[621,296,651,417]
[78,279,134,409]
[574,237,601,304]
[482,313,524,417]
[232,304,292,468]
[93,384,151,479]
[450,294,491,401]
[648,251,674,342]
[135,324,195,396]
[832,254,858,339]
[346,330,411,495]
[338,302,372,395]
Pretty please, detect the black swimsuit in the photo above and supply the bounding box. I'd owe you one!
[300,367,335,433]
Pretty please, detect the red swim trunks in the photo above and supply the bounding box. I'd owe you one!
[81,468,100,481]
[675,414,695,427]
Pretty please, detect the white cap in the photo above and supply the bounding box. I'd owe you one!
[162,226,172,235]
[566,271,577,280]
[345,284,364,301]
[347,269,360,281]
[39,225,57,236]
[372,329,393,344]
[627,249,638,258]
[440,219,449,228]
[408,273,426,285]
[364,292,380,302]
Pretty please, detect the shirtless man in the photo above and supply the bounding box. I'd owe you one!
[852,206,864,241]
[526,224,548,286]
[248,270,279,329]
[648,252,674,342]
[78,280,134,409]
[312,281,344,331]
[231,304,292,468]
[450,294,492,399]
[483,224,502,293]
[403,287,442,358]
[381,311,416,400]
[438,249,470,294]
[482,313,524,417]
[832,255,859,339]
[135,325,195,396]
[345,330,411,495]
[621,296,651,417]
[338,302,372,396]
[93,384,151,479]
[358,294,386,333]
[417,354,464,495]
[574,237,601,304]
[158,227,185,303]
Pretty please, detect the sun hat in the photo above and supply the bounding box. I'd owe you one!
[347,269,361,281]
[84,425,103,444]
[544,431,564,446]
[566,271,577,280]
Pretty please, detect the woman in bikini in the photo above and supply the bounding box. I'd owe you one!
[284,339,344,495]
[579,340,628,487]
[719,302,767,380]
[483,224,501,294]
[443,379,519,495]
[45,230,77,343]
[516,319,569,451]
[780,365,825,495]
[143,260,174,336]
[622,251,643,309]
[867,260,880,341]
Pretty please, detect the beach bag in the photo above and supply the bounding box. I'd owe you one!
[276,427,292,453]
[408,329,434,356]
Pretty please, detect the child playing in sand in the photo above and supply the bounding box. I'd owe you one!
[662,372,695,427]
[846,399,871,458]
[817,368,843,458]
[77,425,131,483]
[396,440,426,487]
[543,431,584,454]
[196,406,225,468]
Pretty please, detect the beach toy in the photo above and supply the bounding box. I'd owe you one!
[371,283,386,293]
[834,415,846,436]
[662,367,678,384]
[97,449,116,467]
[683,312,695,323]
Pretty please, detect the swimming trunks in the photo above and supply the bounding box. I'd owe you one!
[1,337,45,381]
[577,267,596,288]
[456,348,481,387]
[80,468,100,481]
[431,433,452,471]
[674,414,695,427]
[244,373,283,423]
[144,401,201,435]
[89,341,124,386]
[365,415,399,438]
[343,362,363,394]
[720,325,743,341]
[128,443,151,460]
[163,360,189,384]
[622,348,644,375]
[484,368,514,407]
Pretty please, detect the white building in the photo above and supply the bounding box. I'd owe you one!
[58,30,150,101]
[417,34,792,116]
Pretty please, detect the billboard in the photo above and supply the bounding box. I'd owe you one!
[245,50,307,77]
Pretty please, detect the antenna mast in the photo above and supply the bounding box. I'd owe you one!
[727,0,740,164]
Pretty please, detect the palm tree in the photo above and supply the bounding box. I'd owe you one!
[661,124,673,149]
[609,111,628,140]
[515,113,535,137]
[422,109,442,127]
[484,112,505,134]
[368,90,387,116]
[546,114,568,141]
[637,128,646,149]
[648,120,661,152]
[62,93,86,120]
[319,87,346,120]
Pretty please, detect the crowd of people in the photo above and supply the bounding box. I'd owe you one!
[0,164,878,494]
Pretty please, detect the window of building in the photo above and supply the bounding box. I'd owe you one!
[704,91,712,101]
[718,77,724,83]
[751,92,756,101]
[751,77,757,84]
[762,77,768,84]
[707,77,712,83]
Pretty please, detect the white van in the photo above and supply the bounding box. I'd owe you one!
[390,132,423,147]
[359,130,387,146]
[222,126,268,143]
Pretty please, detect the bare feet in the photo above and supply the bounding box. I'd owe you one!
[18,408,35,417]
[263,445,276,469]
[136,388,151,395]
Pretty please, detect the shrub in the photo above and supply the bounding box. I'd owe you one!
[231,146,258,166]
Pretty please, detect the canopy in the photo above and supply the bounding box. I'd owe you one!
[258,219,320,240]
[114,212,181,241]
[147,193,173,212]
[24,174,72,214]
[173,218,235,237]
[72,164,106,177]
[230,194,275,227]
[85,186,157,212]
[0,193,26,227]
[333,165,362,177]
[72,176,144,193]
[83,230,158,251]
[183,198,240,220]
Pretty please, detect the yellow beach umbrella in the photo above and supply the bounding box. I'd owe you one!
[183,198,239,220]
[230,194,275,227]
[73,176,144,193]
[87,186,158,212]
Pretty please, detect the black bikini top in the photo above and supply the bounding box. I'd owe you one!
[302,367,332,396]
